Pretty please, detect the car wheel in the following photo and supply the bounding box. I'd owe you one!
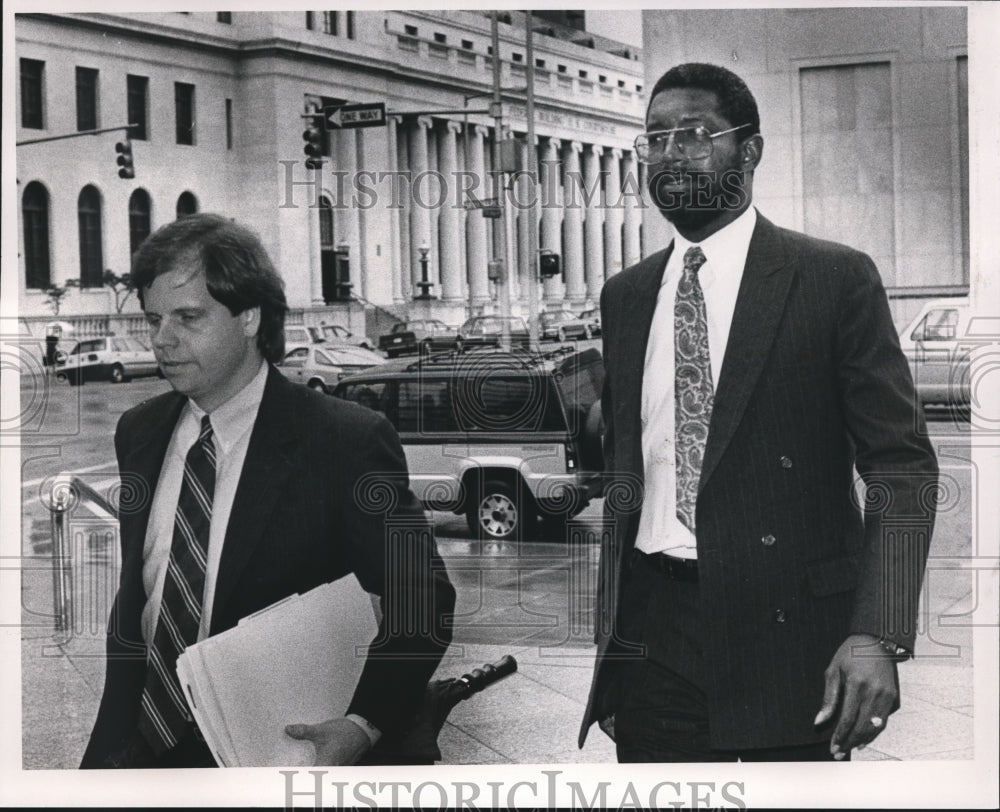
[307,378,328,394]
[109,364,125,384]
[557,327,567,343]
[467,479,526,541]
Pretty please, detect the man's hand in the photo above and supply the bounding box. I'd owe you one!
[814,633,900,759]
[284,717,372,766]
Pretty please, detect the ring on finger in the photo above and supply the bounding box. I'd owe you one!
[870,716,884,728]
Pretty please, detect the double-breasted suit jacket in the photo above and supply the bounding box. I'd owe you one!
[580,214,938,751]
[82,366,455,767]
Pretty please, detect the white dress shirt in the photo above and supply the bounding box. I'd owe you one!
[634,206,757,558]
[140,359,268,645]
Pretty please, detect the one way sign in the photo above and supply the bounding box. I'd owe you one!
[324,102,387,130]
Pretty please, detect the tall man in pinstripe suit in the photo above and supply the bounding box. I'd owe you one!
[579,63,938,761]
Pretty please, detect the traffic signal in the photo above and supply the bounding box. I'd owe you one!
[539,250,561,278]
[302,114,325,168]
[115,136,135,179]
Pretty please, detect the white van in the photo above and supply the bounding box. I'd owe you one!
[898,298,970,407]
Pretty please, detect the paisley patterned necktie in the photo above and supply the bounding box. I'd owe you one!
[675,246,713,533]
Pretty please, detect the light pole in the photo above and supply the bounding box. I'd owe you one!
[415,240,436,299]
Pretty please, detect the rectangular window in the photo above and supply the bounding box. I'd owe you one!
[800,63,895,283]
[322,11,337,35]
[217,11,232,23]
[20,58,45,129]
[127,75,149,140]
[175,82,196,145]
[305,11,314,30]
[345,10,354,39]
[225,98,233,149]
[76,67,99,131]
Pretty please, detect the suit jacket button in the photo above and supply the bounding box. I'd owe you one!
[780,456,793,469]
[774,609,787,623]
[761,533,776,546]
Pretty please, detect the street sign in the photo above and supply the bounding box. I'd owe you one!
[324,102,386,130]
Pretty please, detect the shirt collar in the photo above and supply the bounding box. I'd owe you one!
[187,360,269,455]
[670,205,758,271]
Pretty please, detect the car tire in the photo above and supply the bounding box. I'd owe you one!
[307,378,328,394]
[467,479,528,542]
[109,364,125,384]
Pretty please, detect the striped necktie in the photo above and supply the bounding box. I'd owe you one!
[139,414,216,754]
[675,246,713,534]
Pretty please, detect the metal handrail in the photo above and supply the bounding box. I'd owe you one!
[47,475,119,633]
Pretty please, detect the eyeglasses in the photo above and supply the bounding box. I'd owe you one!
[634,124,752,164]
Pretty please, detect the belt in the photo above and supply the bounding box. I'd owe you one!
[634,549,699,582]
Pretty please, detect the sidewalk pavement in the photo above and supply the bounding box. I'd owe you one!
[19,533,975,769]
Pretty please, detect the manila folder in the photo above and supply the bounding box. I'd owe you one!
[176,575,377,767]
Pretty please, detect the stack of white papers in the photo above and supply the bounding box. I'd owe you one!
[176,575,378,767]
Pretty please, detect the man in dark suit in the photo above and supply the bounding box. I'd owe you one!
[81,214,455,768]
[579,63,938,762]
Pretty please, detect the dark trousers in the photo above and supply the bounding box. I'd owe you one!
[101,724,217,768]
[612,551,841,763]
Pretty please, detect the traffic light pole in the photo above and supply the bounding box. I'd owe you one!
[15,123,137,147]
[490,12,512,343]
[525,11,541,346]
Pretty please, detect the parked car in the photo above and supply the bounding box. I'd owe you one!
[283,324,325,352]
[277,344,386,393]
[378,319,460,358]
[898,297,972,410]
[56,335,160,385]
[332,346,606,541]
[579,307,602,337]
[317,323,375,350]
[457,315,533,352]
[538,310,594,342]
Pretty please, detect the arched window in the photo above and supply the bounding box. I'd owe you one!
[176,191,198,218]
[78,185,104,287]
[128,189,152,256]
[22,181,51,289]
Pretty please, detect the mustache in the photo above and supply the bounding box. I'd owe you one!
[647,168,749,211]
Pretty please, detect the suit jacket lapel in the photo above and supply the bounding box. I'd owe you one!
[210,366,298,628]
[618,246,671,479]
[700,215,794,493]
[119,393,186,565]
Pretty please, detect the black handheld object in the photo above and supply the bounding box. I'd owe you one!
[453,655,518,700]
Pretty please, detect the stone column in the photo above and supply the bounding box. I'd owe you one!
[438,120,464,302]
[540,137,564,304]
[603,148,624,279]
[408,116,433,293]
[622,150,642,267]
[466,124,490,307]
[387,115,404,304]
[335,129,362,297]
[563,140,586,303]
[583,143,604,302]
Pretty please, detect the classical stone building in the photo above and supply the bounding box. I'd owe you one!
[15,10,645,337]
